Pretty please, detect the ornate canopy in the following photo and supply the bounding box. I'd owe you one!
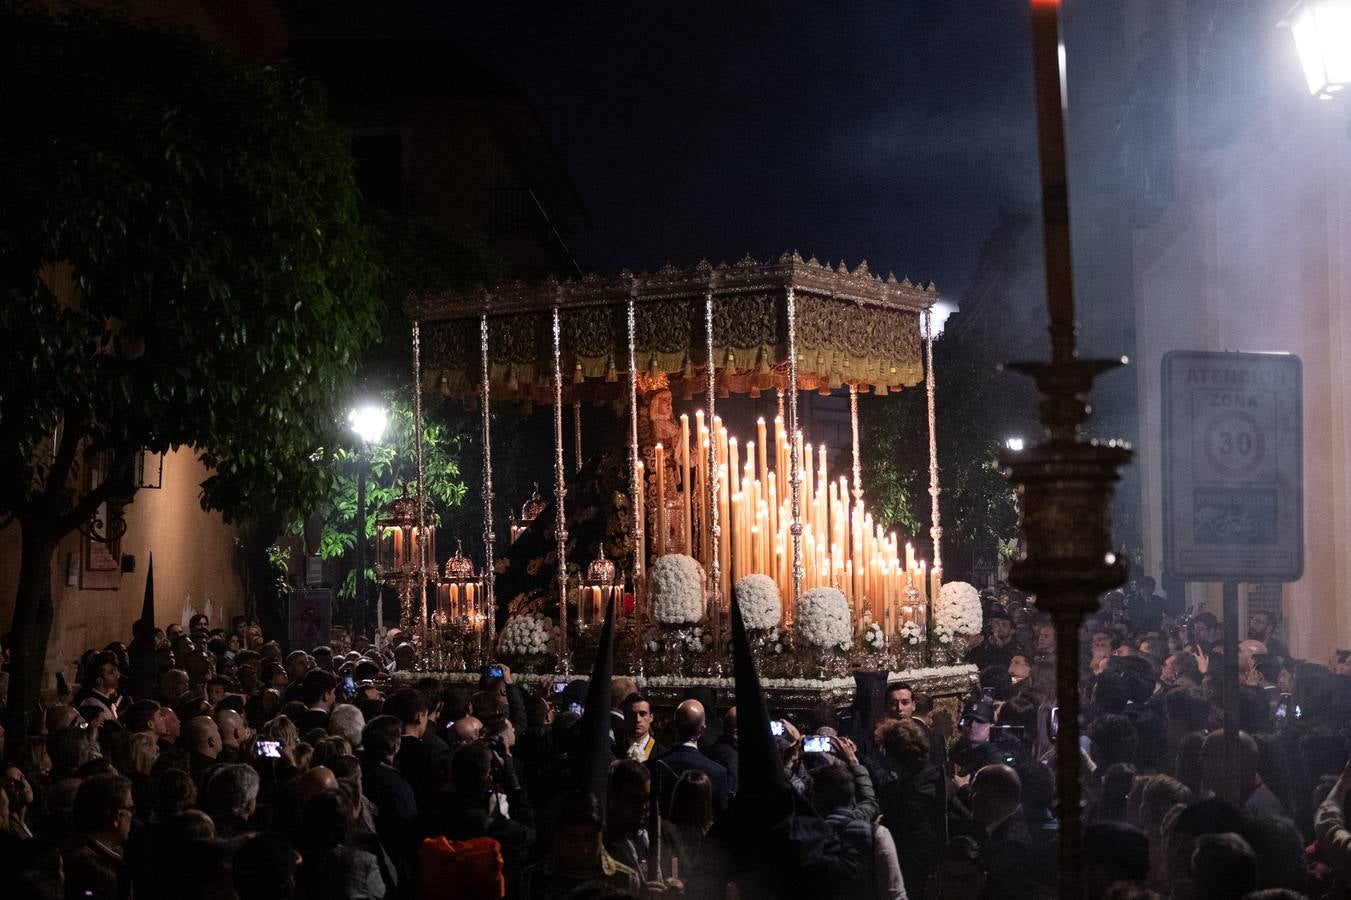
[409,252,937,401]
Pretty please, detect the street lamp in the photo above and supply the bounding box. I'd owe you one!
[348,404,387,643]
[1284,1,1351,99]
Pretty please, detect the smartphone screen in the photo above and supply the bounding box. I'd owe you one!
[487,665,504,679]
[770,720,785,737]
[259,740,282,759]
[568,702,583,716]
[551,682,568,694]
[803,735,832,754]
[342,676,357,694]
[1050,706,1060,738]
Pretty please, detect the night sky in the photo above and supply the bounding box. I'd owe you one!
[449,2,1042,301]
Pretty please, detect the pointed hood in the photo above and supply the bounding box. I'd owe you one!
[568,592,617,804]
[708,593,853,897]
[728,589,790,802]
[130,554,156,700]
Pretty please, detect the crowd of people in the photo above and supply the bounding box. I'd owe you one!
[0,577,1346,900]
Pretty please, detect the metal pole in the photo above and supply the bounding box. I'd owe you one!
[924,310,943,575]
[481,310,496,657]
[999,4,1134,897]
[552,303,570,675]
[412,318,429,638]
[627,288,643,599]
[355,454,367,639]
[786,287,803,615]
[705,286,722,651]
[1222,581,1241,804]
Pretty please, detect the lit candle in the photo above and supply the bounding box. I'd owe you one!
[635,460,646,568]
[757,418,769,501]
[680,414,692,555]
[655,443,666,557]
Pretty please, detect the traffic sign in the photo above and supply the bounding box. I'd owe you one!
[1161,351,1303,581]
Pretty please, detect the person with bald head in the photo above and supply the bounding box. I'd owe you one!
[446,714,484,752]
[214,708,252,764]
[969,764,1051,899]
[184,714,223,786]
[648,699,730,816]
[1199,729,1287,819]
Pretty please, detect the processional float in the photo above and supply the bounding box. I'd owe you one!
[388,253,976,705]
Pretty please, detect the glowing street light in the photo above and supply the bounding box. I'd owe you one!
[1005,436,1026,452]
[928,299,959,338]
[1284,1,1351,99]
[347,404,388,446]
[348,403,388,643]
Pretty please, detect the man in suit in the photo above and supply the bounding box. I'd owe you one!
[620,693,665,763]
[64,773,137,900]
[297,669,337,733]
[970,763,1053,900]
[649,699,730,816]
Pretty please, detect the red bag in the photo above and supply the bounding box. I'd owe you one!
[416,835,505,900]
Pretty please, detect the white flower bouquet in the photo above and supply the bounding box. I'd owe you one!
[649,554,706,625]
[899,619,925,646]
[497,614,556,658]
[861,622,887,653]
[934,581,983,636]
[734,574,782,631]
[796,587,853,649]
[930,622,954,645]
[681,625,713,653]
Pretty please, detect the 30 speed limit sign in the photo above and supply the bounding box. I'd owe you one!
[1161,351,1303,581]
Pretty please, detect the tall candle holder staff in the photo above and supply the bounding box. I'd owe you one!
[1002,2,1132,893]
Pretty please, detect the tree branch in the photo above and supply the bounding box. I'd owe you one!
[52,447,135,537]
[36,411,85,516]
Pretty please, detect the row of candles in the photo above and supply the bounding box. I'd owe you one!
[647,412,940,635]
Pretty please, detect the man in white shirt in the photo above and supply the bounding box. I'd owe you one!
[621,694,663,762]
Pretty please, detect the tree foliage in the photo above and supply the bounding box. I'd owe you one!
[302,398,467,599]
[0,4,380,759]
[860,333,1028,575]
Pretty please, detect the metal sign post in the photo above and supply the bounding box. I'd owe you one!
[1162,350,1303,804]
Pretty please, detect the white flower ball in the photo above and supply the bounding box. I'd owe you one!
[734,574,782,631]
[796,587,853,648]
[649,554,706,625]
[935,581,983,636]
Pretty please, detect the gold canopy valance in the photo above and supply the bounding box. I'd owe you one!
[408,252,937,401]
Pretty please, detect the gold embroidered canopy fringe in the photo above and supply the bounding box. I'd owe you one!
[408,252,937,401]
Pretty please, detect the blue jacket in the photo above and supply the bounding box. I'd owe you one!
[649,743,731,815]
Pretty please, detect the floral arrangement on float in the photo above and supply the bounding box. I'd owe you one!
[932,580,981,664]
[861,621,887,655]
[650,554,706,625]
[647,554,708,674]
[796,587,853,677]
[797,587,853,649]
[734,574,783,632]
[497,614,557,671]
